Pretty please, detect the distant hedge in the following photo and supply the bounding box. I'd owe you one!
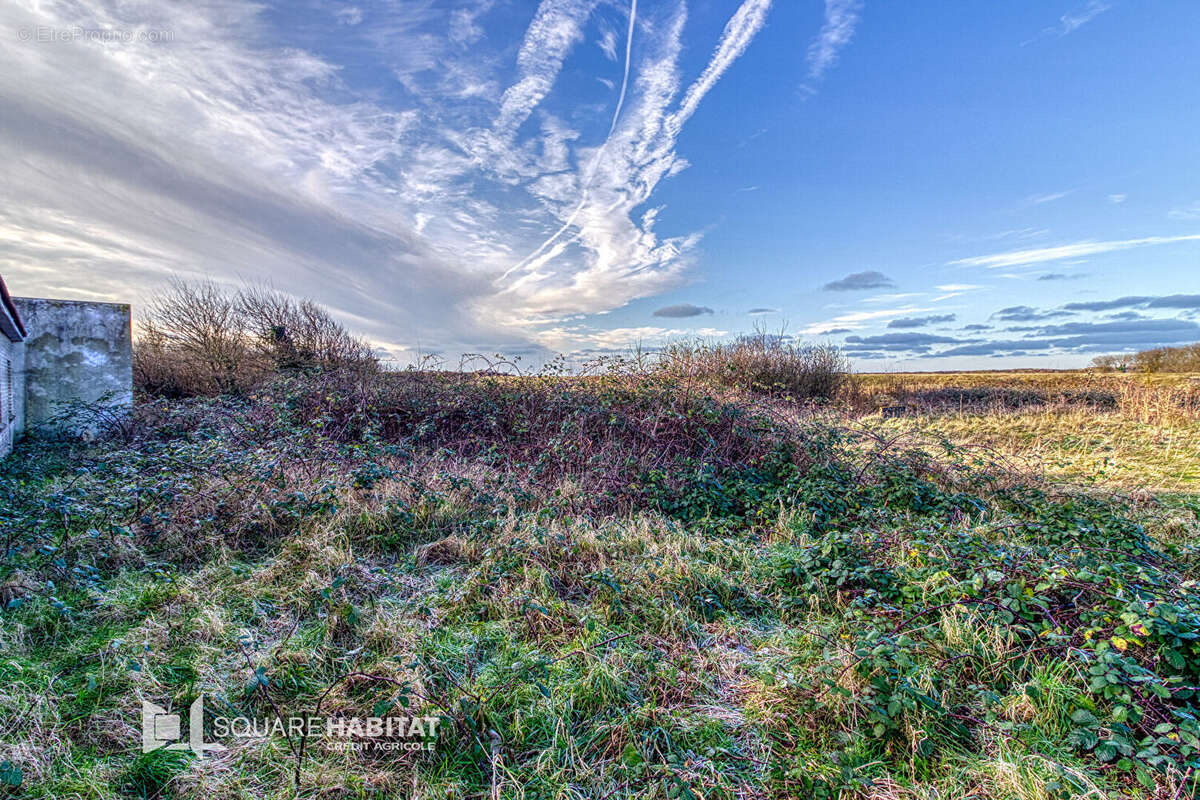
[1092,342,1200,373]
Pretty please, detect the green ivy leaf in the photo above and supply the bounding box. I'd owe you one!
[0,761,21,787]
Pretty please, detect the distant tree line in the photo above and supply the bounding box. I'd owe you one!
[1092,342,1200,373]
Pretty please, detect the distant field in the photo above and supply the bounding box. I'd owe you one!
[852,370,1200,494]
[855,369,1200,392]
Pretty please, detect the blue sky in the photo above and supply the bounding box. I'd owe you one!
[1,0,1198,368]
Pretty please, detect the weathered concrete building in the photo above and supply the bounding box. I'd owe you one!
[0,278,27,459]
[0,275,133,460]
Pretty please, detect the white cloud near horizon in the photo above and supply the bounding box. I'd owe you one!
[800,305,932,335]
[532,324,729,353]
[862,292,923,304]
[949,235,1200,270]
[1028,190,1073,205]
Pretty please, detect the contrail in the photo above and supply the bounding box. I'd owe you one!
[610,0,637,136]
[499,0,638,283]
[671,0,772,132]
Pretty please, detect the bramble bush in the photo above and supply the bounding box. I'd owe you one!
[1,361,1198,797]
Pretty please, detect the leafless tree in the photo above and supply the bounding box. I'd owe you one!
[135,278,376,396]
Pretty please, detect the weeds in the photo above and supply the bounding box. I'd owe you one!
[656,332,849,400]
[1,365,1198,798]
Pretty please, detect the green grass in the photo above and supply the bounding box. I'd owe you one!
[1,372,1199,799]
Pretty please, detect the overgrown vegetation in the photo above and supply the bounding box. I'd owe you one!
[852,370,1200,425]
[655,333,849,400]
[2,357,1199,798]
[134,279,376,397]
[2,287,1198,797]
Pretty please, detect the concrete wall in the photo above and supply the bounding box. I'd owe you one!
[12,298,132,430]
[12,338,25,437]
[0,335,10,459]
[0,335,22,458]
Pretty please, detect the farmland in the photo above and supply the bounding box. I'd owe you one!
[855,371,1200,493]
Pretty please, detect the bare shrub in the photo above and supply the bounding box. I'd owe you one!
[132,323,197,398]
[138,278,255,395]
[237,285,376,370]
[655,332,849,400]
[134,278,376,397]
[1091,353,1134,372]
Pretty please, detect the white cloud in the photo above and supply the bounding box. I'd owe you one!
[806,0,863,80]
[1028,190,1072,205]
[930,283,983,302]
[800,306,932,335]
[335,6,363,26]
[493,0,599,141]
[0,0,780,359]
[1168,202,1200,220]
[949,235,1200,269]
[533,324,728,352]
[1025,0,1112,44]
[598,28,618,61]
[672,0,773,130]
[495,0,775,324]
[449,2,495,45]
[1108,193,1127,204]
[862,292,923,304]
[1059,0,1111,35]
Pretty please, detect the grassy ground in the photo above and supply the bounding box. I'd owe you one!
[872,409,1200,494]
[1,369,1199,799]
[856,370,1200,494]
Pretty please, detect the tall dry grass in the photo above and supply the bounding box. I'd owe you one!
[1113,378,1200,424]
[654,333,849,400]
[848,371,1200,424]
